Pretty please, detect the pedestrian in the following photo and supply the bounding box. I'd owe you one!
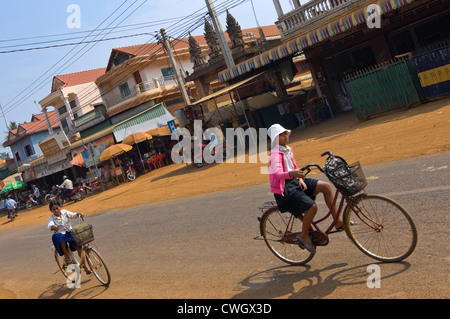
[267,124,344,254]
[5,195,17,219]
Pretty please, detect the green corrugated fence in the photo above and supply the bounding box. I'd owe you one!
[344,58,423,120]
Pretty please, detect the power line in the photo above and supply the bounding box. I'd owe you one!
[2,0,145,116]
[0,33,151,54]
[2,0,255,135]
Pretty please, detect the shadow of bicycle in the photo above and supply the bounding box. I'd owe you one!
[232,262,411,299]
[38,277,109,299]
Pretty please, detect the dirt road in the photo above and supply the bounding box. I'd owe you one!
[1,97,449,231]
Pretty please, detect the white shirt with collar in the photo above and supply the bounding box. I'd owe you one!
[48,210,78,234]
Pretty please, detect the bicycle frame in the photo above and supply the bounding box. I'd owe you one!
[276,189,363,246]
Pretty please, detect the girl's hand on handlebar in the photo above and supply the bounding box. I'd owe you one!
[50,225,59,232]
[289,169,306,179]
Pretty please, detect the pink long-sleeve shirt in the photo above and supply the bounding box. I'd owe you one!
[269,145,298,195]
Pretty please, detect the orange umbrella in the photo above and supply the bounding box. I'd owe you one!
[99,143,132,161]
[122,132,152,145]
[70,153,85,167]
[146,126,171,136]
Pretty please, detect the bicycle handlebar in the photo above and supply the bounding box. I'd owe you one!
[300,164,324,175]
[299,151,333,175]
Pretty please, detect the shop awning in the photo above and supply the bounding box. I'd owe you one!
[218,0,416,82]
[113,103,174,142]
[192,73,266,105]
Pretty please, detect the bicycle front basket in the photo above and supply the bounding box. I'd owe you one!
[71,222,94,245]
[324,156,367,197]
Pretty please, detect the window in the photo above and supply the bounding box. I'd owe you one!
[58,105,67,115]
[119,82,131,98]
[14,152,21,163]
[161,67,175,81]
[24,144,34,157]
[69,99,77,109]
[60,118,70,133]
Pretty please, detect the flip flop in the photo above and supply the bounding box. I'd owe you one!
[295,235,316,254]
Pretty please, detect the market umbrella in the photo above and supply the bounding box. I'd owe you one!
[0,180,26,194]
[99,143,132,162]
[122,132,152,145]
[70,153,85,167]
[123,132,153,170]
[146,126,171,136]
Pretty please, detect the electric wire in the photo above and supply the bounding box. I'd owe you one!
[3,0,254,136]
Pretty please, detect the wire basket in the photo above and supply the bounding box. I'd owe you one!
[324,156,367,197]
[71,223,95,245]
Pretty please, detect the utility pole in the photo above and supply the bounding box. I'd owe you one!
[159,28,191,106]
[205,0,235,68]
[0,103,8,129]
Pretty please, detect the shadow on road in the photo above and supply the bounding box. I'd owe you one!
[38,277,109,299]
[232,262,411,299]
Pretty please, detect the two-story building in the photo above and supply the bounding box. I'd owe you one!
[39,68,106,141]
[2,111,61,184]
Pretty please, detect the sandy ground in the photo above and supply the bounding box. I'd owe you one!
[1,97,449,231]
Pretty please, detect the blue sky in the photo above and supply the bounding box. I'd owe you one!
[0,0,294,155]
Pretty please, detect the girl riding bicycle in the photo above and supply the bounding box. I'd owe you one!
[267,124,344,254]
[47,200,90,273]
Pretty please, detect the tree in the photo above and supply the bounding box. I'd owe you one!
[4,121,17,141]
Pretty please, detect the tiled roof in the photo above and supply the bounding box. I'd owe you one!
[52,67,106,91]
[107,25,280,68]
[3,111,60,147]
[96,25,280,84]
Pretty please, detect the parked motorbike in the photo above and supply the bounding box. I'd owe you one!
[83,178,106,194]
[126,163,136,181]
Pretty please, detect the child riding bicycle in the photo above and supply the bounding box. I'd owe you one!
[267,124,344,254]
[47,200,91,273]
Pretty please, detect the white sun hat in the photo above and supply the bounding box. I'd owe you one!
[267,124,291,142]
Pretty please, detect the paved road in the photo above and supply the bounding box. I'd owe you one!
[0,151,449,299]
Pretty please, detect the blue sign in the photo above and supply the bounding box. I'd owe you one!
[167,120,178,134]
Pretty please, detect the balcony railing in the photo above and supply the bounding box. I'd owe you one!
[104,76,179,108]
[276,0,361,38]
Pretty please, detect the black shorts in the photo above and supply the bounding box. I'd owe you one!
[274,178,318,218]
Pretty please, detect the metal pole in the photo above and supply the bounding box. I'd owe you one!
[160,28,191,107]
[205,0,235,68]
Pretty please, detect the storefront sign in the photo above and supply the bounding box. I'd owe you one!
[22,168,36,183]
[39,131,70,156]
[71,133,115,158]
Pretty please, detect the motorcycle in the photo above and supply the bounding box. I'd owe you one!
[26,194,42,210]
[83,178,106,194]
[45,184,87,206]
[194,139,233,168]
[126,162,136,181]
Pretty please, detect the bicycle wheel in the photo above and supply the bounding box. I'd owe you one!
[54,248,79,282]
[260,207,314,265]
[85,247,111,286]
[344,194,417,262]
